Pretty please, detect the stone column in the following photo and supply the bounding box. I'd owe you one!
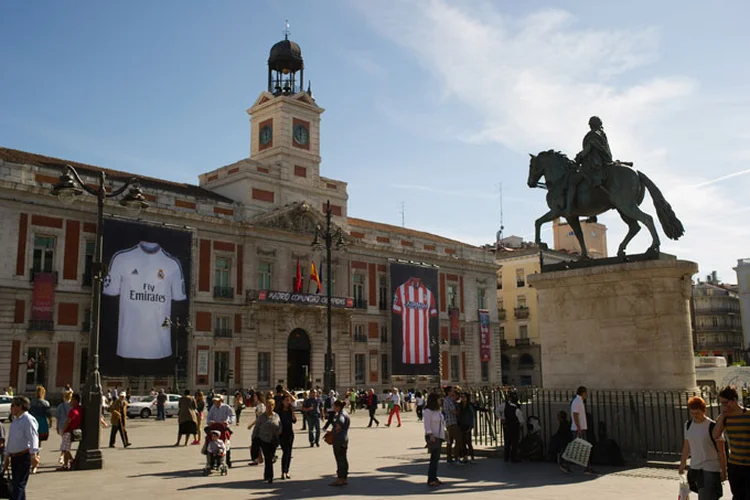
[528,258,698,391]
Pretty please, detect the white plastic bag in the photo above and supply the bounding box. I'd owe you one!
[561,438,593,467]
[677,479,690,500]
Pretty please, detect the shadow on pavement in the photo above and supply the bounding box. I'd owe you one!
[173,458,601,498]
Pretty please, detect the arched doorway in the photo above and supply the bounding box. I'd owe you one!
[287,329,311,390]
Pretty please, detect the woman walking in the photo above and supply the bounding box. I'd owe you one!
[278,392,297,479]
[423,392,446,487]
[54,389,72,466]
[29,385,51,473]
[175,390,198,446]
[194,390,205,445]
[247,391,266,466]
[253,397,281,483]
[415,391,425,422]
[233,391,244,424]
[459,391,476,464]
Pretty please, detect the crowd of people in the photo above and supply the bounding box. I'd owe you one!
[1,382,749,499]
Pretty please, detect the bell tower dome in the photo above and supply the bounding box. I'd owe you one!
[267,25,304,95]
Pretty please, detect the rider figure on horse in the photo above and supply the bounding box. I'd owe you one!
[564,116,613,216]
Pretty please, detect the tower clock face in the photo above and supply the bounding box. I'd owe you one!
[293,123,309,145]
[259,125,273,145]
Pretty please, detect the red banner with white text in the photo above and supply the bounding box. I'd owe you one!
[32,272,55,321]
[478,309,491,362]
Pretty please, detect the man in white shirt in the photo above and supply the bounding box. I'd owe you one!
[206,395,234,467]
[2,396,39,500]
[560,386,596,474]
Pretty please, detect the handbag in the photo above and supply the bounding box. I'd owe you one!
[71,429,83,442]
[425,435,442,452]
[687,468,703,493]
[323,431,334,445]
[0,468,12,499]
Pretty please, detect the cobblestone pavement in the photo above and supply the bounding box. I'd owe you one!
[25,407,683,499]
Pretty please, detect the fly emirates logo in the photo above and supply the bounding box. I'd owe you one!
[129,283,167,303]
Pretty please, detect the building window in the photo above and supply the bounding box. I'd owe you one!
[497,272,502,290]
[215,315,231,337]
[477,288,486,309]
[354,354,365,384]
[519,324,529,339]
[32,236,56,273]
[214,257,233,297]
[258,352,270,385]
[380,325,388,343]
[517,295,527,308]
[520,375,532,386]
[82,308,91,332]
[712,317,718,327]
[25,348,48,391]
[516,268,525,287]
[353,324,367,343]
[381,354,389,383]
[481,361,489,382]
[352,274,366,308]
[450,355,460,382]
[214,351,229,386]
[447,284,458,309]
[83,240,95,285]
[257,262,272,290]
[498,326,505,339]
[379,275,388,310]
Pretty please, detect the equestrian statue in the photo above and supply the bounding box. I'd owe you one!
[527,116,685,258]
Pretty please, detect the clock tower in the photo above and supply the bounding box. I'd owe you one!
[247,33,323,174]
[199,33,347,219]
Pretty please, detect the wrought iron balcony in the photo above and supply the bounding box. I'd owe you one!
[214,328,233,338]
[514,306,530,319]
[353,333,368,343]
[28,320,54,331]
[213,286,235,299]
[515,338,531,347]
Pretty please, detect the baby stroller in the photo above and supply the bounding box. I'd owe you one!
[202,423,230,476]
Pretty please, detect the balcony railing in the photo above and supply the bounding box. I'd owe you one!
[501,339,509,349]
[214,328,233,338]
[515,338,532,347]
[82,271,92,287]
[353,298,368,309]
[694,325,743,333]
[514,307,530,319]
[213,286,235,299]
[29,270,58,284]
[694,308,740,316]
[498,309,506,321]
[695,340,743,349]
[28,320,54,331]
[353,333,368,343]
[516,281,525,287]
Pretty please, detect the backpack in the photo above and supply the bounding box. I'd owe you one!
[685,419,727,458]
[504,402,519,425]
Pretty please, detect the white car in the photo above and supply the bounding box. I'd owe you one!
[293,391,306,410]
[126,394,181,419]
[0,395,11,422]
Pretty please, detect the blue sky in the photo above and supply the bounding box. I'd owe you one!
[2,1,749,281]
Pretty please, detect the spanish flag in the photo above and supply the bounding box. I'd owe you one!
[310,261,322,294]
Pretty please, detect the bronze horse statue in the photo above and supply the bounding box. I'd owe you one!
[527,150,684,258]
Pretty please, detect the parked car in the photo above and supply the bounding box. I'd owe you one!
[0,395,11,422]
[293,391,306,410]
[126,394,181,419]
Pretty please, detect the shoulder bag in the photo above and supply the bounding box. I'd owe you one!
[0,468,13,499]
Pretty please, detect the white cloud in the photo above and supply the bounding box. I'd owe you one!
[361,0,750,280]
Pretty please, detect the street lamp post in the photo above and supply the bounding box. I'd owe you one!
[162,317,191,393]
[51,165,148,470]
[312,200,345,394]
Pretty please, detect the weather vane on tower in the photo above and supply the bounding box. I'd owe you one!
[284,19,290,39]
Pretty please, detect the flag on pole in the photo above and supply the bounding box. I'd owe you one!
[310,261,322,294]
[294,259,303,293]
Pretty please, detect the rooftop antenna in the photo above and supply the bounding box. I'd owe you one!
[283,19,290,40]
[400,202,405,228]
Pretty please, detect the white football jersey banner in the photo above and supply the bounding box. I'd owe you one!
[103,242,187,359]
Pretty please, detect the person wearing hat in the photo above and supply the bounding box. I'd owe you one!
[206,394,234,467]
[107,391,131,448]
[206,429,226,469]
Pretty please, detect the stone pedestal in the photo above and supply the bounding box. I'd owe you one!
[528,258,698,391]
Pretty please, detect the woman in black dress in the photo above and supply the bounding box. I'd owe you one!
[278,392,297,479]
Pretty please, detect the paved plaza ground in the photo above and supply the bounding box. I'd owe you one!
[26,407,684,499]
